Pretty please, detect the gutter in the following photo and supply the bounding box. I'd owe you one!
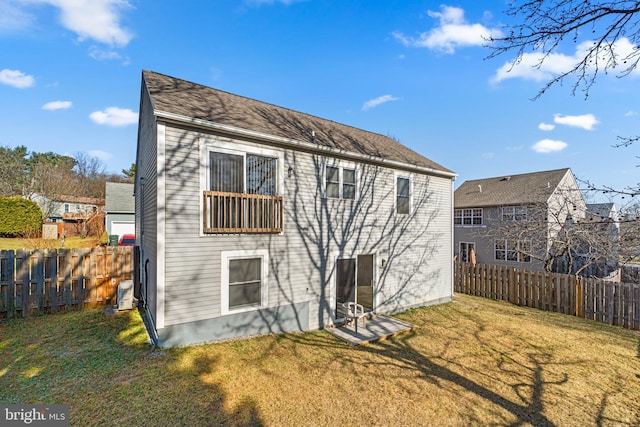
[154,110,458,180]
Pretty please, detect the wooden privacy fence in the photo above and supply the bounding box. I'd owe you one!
[0,247,134,319]
[454,262,640,330]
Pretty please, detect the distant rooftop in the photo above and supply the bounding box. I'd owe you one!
[455,168,572,208]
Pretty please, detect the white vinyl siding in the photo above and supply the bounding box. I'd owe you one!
[152,125,453,332]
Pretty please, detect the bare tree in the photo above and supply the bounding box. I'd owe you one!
[477,191,624,277]
[488,1,640,197]
[487,1,640,98]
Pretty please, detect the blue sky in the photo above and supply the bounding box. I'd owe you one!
[1,0,638,204]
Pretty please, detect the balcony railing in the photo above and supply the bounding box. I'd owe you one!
[203,191,284,234]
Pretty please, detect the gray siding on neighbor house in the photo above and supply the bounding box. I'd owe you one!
[135,87,160,333]
[157,123,453,337]
[453,169,587,273]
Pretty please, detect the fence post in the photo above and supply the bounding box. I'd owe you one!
[49,249,58,314]
[3,251,16,318]
[34,250,44,315]
[576,277,583,319]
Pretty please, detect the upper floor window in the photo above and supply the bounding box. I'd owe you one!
[396,176,411,215]
[323,161,357,200]
[209,151,277,195]
[201,140,284,234]
[502,206,527,221]
[454,208,483,225]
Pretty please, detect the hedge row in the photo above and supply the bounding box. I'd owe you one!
[0,197,43,237]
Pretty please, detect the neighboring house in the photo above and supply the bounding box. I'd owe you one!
[581,203,620,279]
[135,70,456,347]
[586,203,619,237]
[105,182,135,238]
[30,193,104,237]
[30,193,104,223]
[454,168,586,272]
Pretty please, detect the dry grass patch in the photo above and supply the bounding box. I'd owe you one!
[1,294,639,426]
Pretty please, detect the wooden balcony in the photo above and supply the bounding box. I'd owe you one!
[203,191,284,234]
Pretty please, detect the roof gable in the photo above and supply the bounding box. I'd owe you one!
[105,182,134,212]
[142,70,453,175]
[454,168,572,208]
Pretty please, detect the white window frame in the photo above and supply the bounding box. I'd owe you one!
[502,205,528,221]
[321,159,358,200]
[494,239,532,263]
[199,138,284,236]
[394,172,412,215]
[454,208,483,226]
[459,242,476,263]
[221,249,269,315]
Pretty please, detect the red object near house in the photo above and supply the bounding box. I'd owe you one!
[118,234,136,246]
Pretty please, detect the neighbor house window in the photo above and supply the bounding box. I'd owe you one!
[494,239,531,262]
[221,249,269,314]
[502,206,527,221]
[323,161,357,200]
[459,242,476,263]
[454,208,483,225]
[396,176,410,215]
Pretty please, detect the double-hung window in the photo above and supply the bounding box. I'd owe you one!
[396,175,411,215]
[221,249,269,314]
[494,239,531,262]
[454,208,483,225]
[324,161,356,200]
[502,206,527,221]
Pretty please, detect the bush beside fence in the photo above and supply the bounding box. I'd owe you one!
[0,247,134,319]
[454,262,640,330]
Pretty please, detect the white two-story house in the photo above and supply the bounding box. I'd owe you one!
[135,70,456,347]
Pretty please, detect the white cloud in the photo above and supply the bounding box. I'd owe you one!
[625,110,637,117]
[554,113,598,130]
[42,100,72,110]
[393,5,502,54]
[531,139,568,153]
[89,107,138,126]
[481,152,495,159]
[0,69,35,88]
[89,46,122,61]
[492,37,640,83]
[29,0,134,46]
[361,95,400,111]
[0,1,35,31]
[88,150,112,162]
[538,123,555,131]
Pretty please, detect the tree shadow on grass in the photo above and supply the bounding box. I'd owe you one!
[277,308,568,426]
[0,307,264,427]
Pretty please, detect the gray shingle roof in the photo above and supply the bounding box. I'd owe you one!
[454,168,571,208]
[105,182,134,213]
[142,70,453,174]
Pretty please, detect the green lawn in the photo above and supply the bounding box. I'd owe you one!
[1,294,639,426]
[0,236,99,250]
